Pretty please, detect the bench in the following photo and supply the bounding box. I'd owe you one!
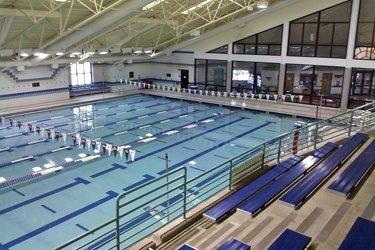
[178,244,198,250]
[278,133,368,208]
[70,86,111,97]
[338,217,375,250]
[267,229,311,250]
[237,142,337,216]
[217,237,250,250]
[203,155,304,221]
[327,139,375,197]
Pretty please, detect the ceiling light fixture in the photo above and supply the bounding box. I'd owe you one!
[142,0,165,10]
[98,49,109,55]
[257,0,268,9]
[182,0,213,14]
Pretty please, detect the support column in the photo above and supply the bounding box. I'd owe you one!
[278,22,290,96]
[226,43,233,93]
[341,0,361,111]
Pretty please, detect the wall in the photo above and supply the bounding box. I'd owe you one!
[0,65,70,110]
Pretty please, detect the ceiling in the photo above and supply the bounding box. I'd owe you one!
[0,0,292,70]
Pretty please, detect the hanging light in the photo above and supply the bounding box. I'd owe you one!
[257,0,268,9]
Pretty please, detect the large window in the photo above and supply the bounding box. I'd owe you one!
[207,45,228,54]
[354,0,375,60]
[348,68,375,108]
[288,1,351,58]
[232,61,279,94]
[285,64,344,107]
[233,25,282,55]
[194,59,227,91]
[71,62,92,86]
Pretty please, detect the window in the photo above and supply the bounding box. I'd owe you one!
[348,68,375,108]
[285,64,344,107]
[207,45,228,54]
[233,25,282,55]
[354,0,375,60]
[288,1,351,58]
[194,59,227,92]
[71,62,92,86]
[232,61,279,94]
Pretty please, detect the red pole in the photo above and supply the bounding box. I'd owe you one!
[293,131,299,155]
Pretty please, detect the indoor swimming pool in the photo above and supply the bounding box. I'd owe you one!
[0,94,307,249]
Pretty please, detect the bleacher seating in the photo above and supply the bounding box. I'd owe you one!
[338,217,375,250]
[216,237,250,250]
[236,142,337,216]
[178,244,198,250]
[70,86,111,97]
[327,139,375,197]
[278,133,368,208]
[203,155,304,222]
[267,229,311,250]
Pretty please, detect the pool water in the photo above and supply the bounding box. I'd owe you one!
[0,94,306,249]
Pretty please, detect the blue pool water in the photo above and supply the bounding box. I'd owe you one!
[0,94,306,249]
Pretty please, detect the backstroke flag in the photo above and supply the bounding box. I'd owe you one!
[129,149,136,162]
[62,133,67,144]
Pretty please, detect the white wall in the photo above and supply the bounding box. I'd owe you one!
[0,65,70,109]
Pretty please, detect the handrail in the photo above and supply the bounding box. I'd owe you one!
[54,86,375,249]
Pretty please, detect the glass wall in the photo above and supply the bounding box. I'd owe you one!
[194,59,227,91]
[288,1,351,58]
[232,61,279,94]
[285,64,344,107]
[354,0,375,60]
[233,25,282,55]
[348,68,375,108]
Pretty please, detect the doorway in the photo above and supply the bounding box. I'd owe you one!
[180,69,189,89]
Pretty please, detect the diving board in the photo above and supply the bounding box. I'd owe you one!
[327,139,375,197]
[217,237,250,250]
[338,217,375,250]
[279,133,368,208]
[203,155,303,222]
[267,229,311,250]
[237,142,337,216]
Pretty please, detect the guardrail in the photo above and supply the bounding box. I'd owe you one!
[54,89,375,249]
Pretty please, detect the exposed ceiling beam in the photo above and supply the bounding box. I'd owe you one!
[136,17,178,26]
[0,16,13,46]
[0,8,61,18]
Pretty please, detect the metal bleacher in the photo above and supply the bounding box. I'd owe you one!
[327,139,375,197]
[236,142,337,216]
[278,133,368,208]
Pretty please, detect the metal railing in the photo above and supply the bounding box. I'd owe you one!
[54,97,375,250]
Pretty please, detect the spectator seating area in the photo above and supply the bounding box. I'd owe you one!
[153,133,374,250]
[267,229,311,250]
[338,217,375,250]
[236,142,337,216]
[203,155,304,222]
[327,139,375,197]
[278,133,368,208]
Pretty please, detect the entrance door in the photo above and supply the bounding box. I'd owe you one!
[352,71,374,95]
[180,69,189,89]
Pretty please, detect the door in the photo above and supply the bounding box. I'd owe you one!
[285,73,294,93]
[352,71,374,95]
[321,73,332,96]
[180,69,189,89]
